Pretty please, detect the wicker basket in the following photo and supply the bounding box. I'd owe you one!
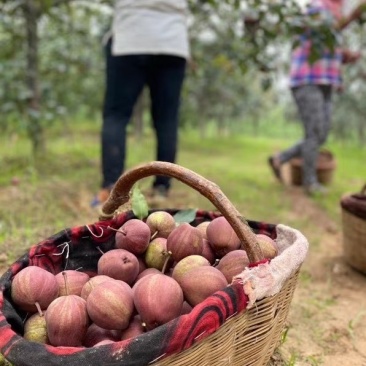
[153,271,299,366]
[290,149,336,186]
[0,162,308,366]
[341,185,366,274]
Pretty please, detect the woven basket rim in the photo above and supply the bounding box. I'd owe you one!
[290,149,336,170]
[342,208,366,274]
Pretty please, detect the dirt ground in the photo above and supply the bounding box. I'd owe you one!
[1,176,366,366]
[272,179,366,366]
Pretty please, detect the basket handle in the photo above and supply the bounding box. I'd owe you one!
[99,161,264,263]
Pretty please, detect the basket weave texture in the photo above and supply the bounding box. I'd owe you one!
[290,149,336,186]
[341,185,366,274]
[0,162,308,366]
[154,270,299,366]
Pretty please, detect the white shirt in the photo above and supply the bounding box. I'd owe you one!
[111,0,190,59]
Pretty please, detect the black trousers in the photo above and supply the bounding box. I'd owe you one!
[101,38,186,189]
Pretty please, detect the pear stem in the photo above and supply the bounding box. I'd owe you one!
[96,246,105,255]
[35,302,43,317]
[107,227,126,235]
[62,271,69,296]
[150,231,158,240]
[161,251,172,274]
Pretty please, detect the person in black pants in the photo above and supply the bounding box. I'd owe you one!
[92,39,187,207]
[92,1,190,207]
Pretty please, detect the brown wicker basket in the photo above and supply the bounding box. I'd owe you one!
[290,149,336,186]
[341,185,366,274]
[0,162,307,366]
[99,162,307,366]
[154,271,299,366]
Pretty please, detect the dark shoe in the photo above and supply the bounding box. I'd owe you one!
[305,183,328,196]
[268,156,283,183]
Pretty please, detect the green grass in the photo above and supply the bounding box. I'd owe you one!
[0,120,364,262]
[0,119,365,366]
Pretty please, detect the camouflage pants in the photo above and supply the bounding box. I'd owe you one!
[279,84,333,186]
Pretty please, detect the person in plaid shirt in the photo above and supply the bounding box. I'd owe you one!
[268,0,365,195]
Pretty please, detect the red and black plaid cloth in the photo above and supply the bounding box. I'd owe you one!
[0,210,276,366]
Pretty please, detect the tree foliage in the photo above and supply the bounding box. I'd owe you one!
[0,0,111,153]
[332,24,366,145]
[0,0,365,151]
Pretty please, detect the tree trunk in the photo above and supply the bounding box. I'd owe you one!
[22,0,45,156]
[357,115,365,146]
[252,115,260,136]
[199,117,206,139]
[199,99,207,139]
[216,104,227,136]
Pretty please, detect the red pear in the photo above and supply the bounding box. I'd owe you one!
[146,211,176,239]
[167,223,203,262]
[115,219,151,255]
[81,275,113,300]
[256,234,278,259]
[133,274,183,330]
[46,295,89,347]
[98,249,139,285]
[216,250,250,283]
[195,221,210,239]
[137,256,147,274]
[55,270,90,297]
[201,239,216,264]
[180,301,193,315]
[84,323,121,347]
[86,280,134,330]
[120,315,145,340]
[179,266,228,307]
[172,255,210,285]
[11,266,59,314]
[206,216,241,257]
[135,268,161,283]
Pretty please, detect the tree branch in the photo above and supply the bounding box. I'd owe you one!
[52,0,74,6]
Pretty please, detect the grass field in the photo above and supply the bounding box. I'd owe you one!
[0,121,364,261]
[0,120,365,365]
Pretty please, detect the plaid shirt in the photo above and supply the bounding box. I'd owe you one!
[290,0,343,88]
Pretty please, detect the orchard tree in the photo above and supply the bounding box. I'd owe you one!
[332,22,366,145]
[0,0,111,154]
[181,5,274,137]
[1,0,362,154]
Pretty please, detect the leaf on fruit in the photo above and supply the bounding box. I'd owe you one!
[173,209,197,224]
[131,186,149,220]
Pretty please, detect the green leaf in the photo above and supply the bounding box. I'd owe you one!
[173,209,197,224]
[131,186,149,220]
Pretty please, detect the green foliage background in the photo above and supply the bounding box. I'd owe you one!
[0,0,365,147]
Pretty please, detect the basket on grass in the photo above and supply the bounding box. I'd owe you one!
[340,184,366,274]
[0,162,309,366]
[290,149,336,186]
